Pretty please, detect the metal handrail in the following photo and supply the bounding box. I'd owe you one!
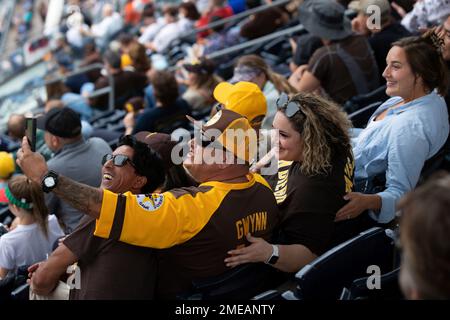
[180,0,291,38]
[45,62,115,111]
[206,24,304,59]
[4,62,116,111]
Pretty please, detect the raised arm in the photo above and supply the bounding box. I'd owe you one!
[16,137,103,219]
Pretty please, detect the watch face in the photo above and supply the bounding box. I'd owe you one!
[44,176,56,188]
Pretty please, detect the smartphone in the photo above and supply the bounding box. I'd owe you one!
[25,117,37,152]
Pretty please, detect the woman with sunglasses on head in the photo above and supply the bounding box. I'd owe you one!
[0,175,64,279]
[335,32,449,241]
[225,92,354,272]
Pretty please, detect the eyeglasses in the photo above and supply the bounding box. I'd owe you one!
[102,154,136,168]
[276,93,303,118]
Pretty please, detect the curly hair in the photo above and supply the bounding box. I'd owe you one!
[286,92,353,176]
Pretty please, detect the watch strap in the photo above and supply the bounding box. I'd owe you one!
[265,244,279,265]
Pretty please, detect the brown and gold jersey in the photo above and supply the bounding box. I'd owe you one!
[94,173,280,298]
[263,151,354,255]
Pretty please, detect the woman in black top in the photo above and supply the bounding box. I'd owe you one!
[225,92,354,272]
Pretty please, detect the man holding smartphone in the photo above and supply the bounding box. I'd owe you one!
[36,107,111,234]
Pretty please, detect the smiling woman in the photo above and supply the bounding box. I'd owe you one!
[225,92,354,273]
[344,31,450,237]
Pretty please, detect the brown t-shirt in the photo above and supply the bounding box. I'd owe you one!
[64,216,157,300]
[263,150,355,255]
[93,173,280,299]
[308,35,379,104]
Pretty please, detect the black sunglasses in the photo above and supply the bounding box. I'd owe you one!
[102,154,136,168]
[276,93,303,118]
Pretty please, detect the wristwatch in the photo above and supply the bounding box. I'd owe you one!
[41,171,59,193]
[265,245,279,265]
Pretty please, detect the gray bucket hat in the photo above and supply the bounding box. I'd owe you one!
[299,0,353,41]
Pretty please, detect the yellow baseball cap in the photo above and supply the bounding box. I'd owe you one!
[213,81,267,128]
[0,152,15,179]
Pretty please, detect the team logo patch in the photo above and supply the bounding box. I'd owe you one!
[136,194,164,211]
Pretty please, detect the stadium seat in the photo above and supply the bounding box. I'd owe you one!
[0,265,30,301]
[348,101,383,129]
[293,227,397,300]
[178,263,285,300]
[10,283,29,300]
[0,272,16,301]
[418,135,450,185]
[252,290,284,300]
[344,85,388,115]
[0,206,14,225]
[340,267,403,300]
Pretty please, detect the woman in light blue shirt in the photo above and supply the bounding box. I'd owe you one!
[336,32,449,228]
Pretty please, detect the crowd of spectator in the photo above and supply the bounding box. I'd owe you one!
[0,0,450,301]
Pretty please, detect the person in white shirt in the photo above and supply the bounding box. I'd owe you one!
[177,1,201,34]
[0,175,64,279]
[145,5,181,53]
[90,3,123,39]
[392,0,450,33]
[66,11,90,52]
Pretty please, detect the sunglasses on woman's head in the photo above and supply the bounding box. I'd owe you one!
[276,93,303,118]
[102,154,136,168]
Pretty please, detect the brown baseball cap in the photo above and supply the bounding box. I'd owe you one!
[186,109,257,164]
[134,131,178,169]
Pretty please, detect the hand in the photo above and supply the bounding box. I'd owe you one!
[335,192,375,222]
[224,234,273,268]
[27,262,41,284]
[16,137,48,184]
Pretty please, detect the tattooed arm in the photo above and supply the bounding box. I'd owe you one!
[16,137,103,219]
[53,176,103,219]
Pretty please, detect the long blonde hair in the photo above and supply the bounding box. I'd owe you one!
[235,54,296,94]
[287,92,352,176]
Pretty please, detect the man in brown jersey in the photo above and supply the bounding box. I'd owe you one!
[17,108,280,299]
